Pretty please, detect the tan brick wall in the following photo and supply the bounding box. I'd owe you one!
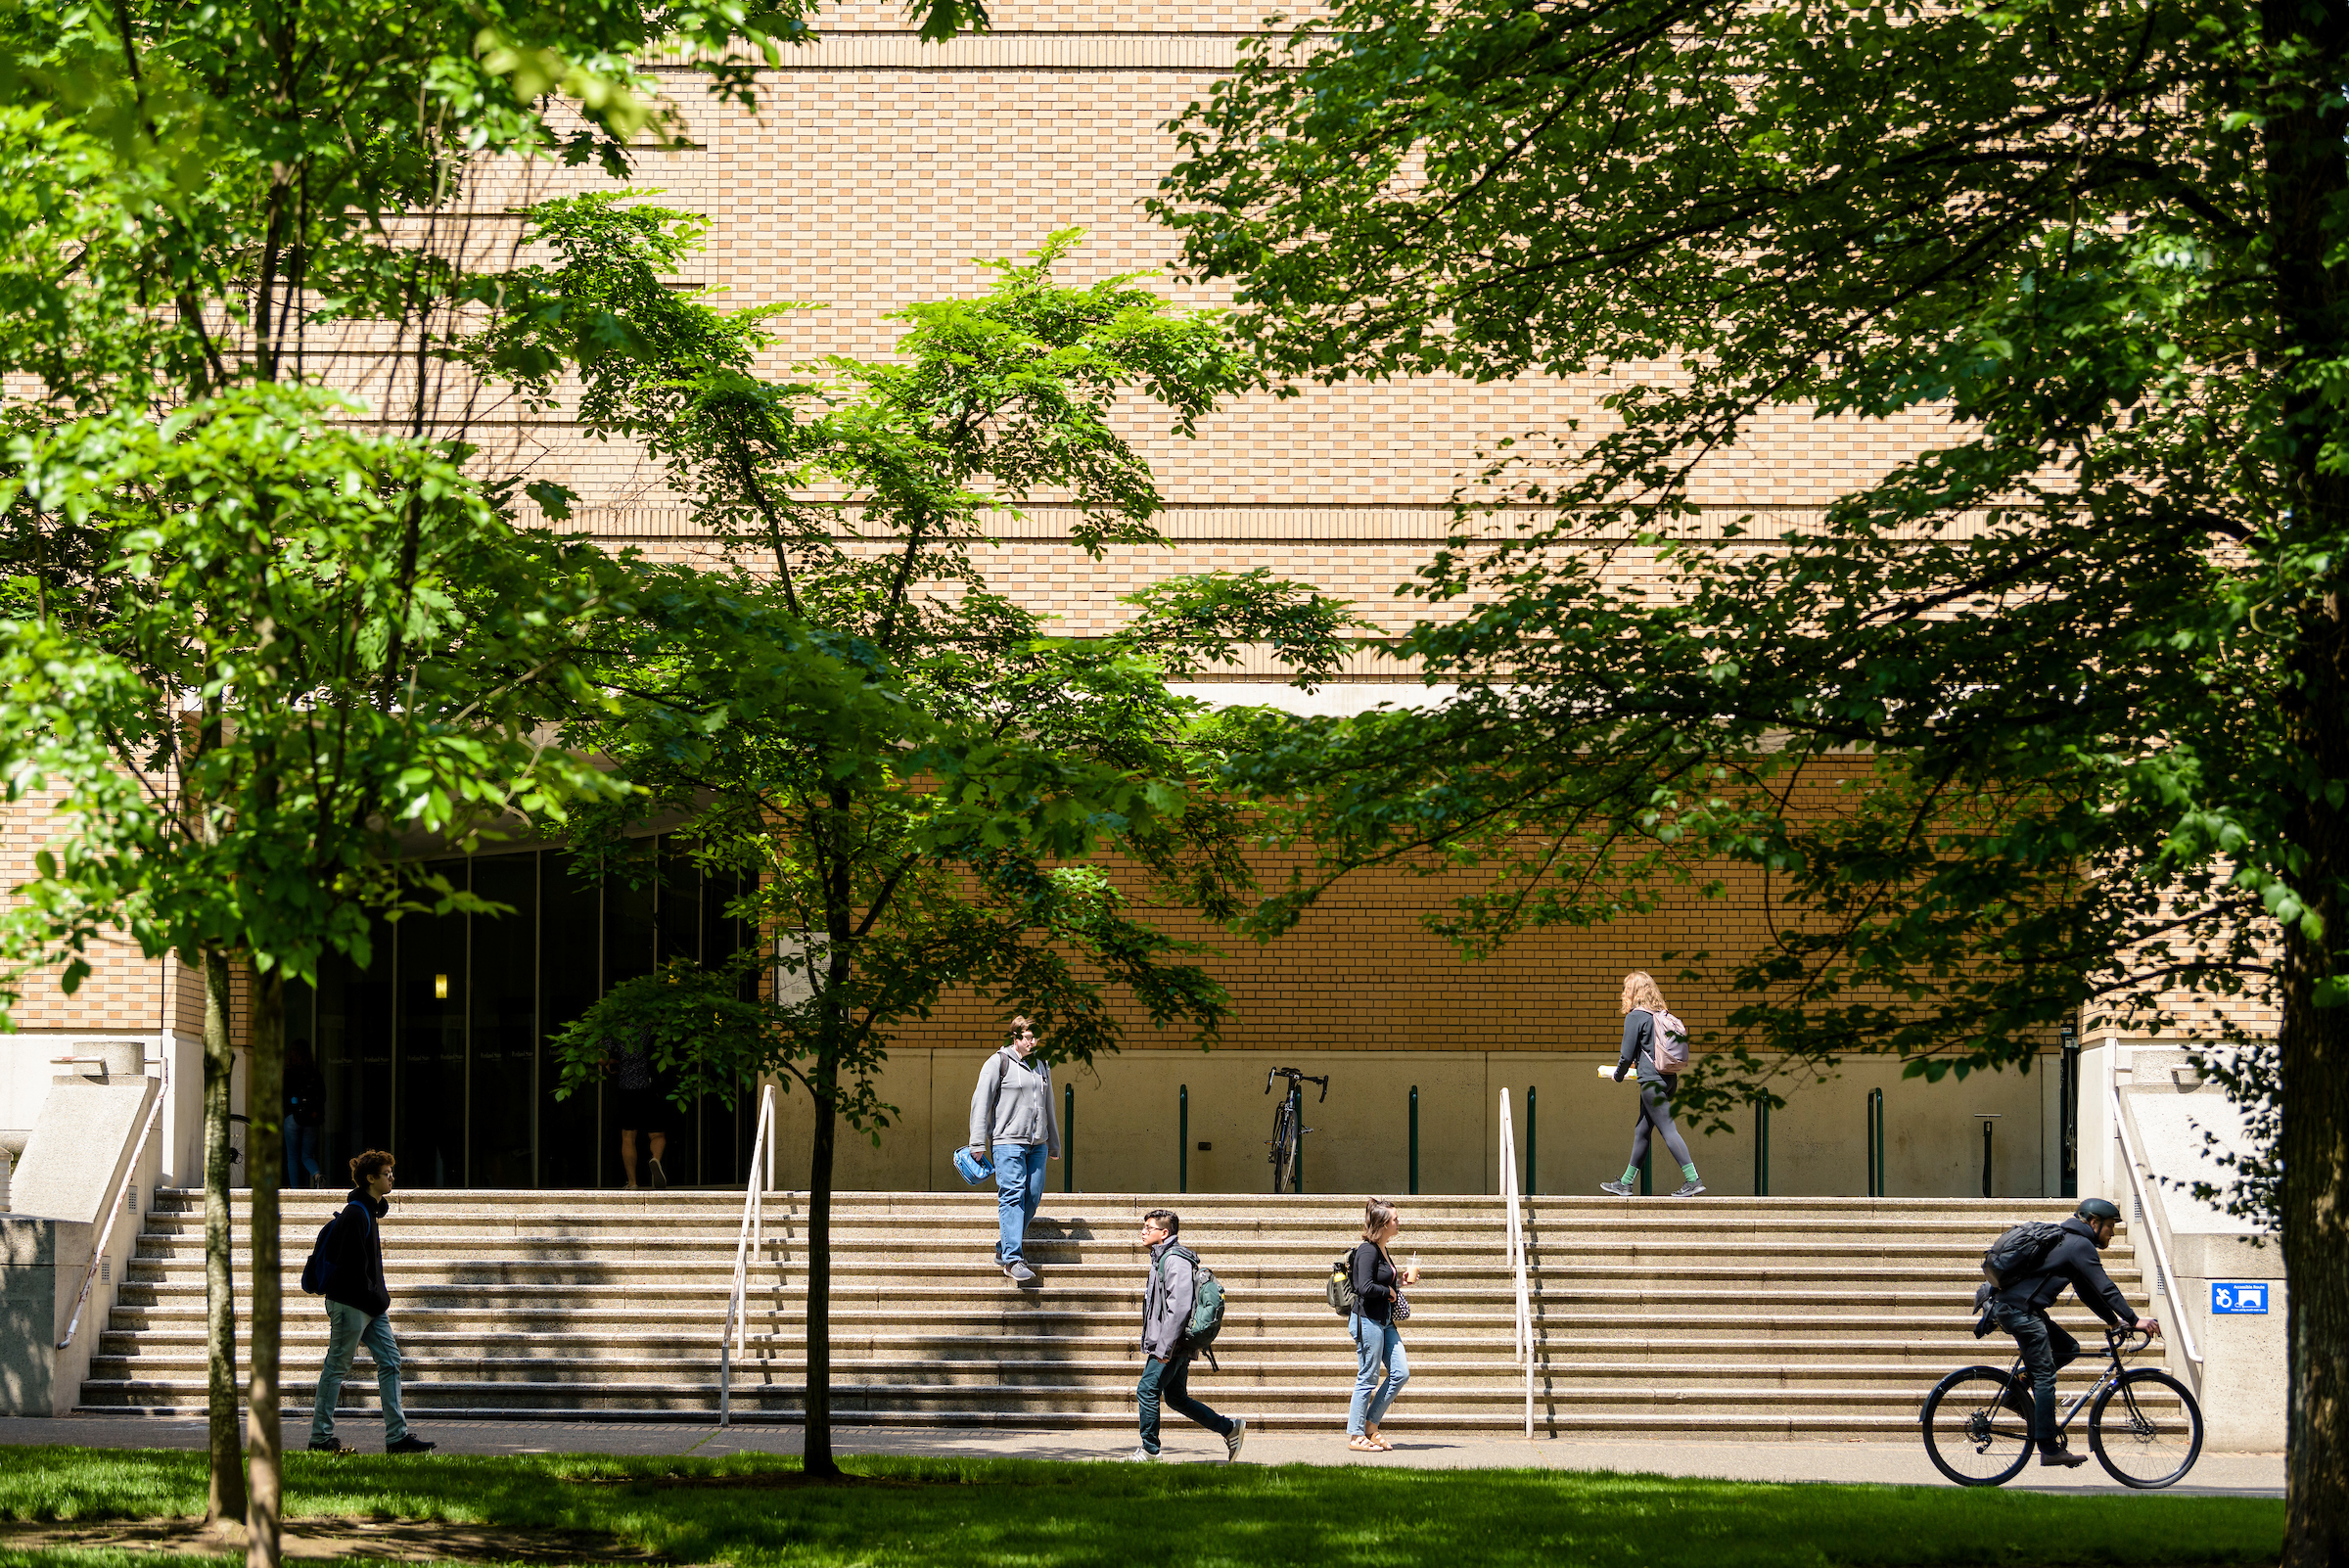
[0,0,2259,1163]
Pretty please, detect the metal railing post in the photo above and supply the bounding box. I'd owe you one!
[1064,1083,1075,1193]
[1498,1088,1534,1438]
[2111,1085,2204,1367]
[1178,1084,1188,1194]
[720,1083,777,1428]
[1752,1095,1771,1197]
[1408,1085,1419,1196]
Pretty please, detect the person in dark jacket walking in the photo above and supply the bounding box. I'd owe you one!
[1345,1197,1417,1451]
[1599,970,1705,1197]
[306,1150,436,1454]
[282,1038,327,1189]
[1123,1209,1246,1462]
[1987,1197,2160,1467]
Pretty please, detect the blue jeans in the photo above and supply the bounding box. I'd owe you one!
[283,1121,321,1187]
[1348,1314,1410,1435]
[991,1140,1047,1265]
[1136,1347,1230,1453]
[310,1301,408,1445]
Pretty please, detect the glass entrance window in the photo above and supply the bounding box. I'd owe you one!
[289,837,755,1188]
[470,853,539,1188]
[395,858,469,1188]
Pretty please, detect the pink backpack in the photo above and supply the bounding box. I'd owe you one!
[1647,1009,1692,1075]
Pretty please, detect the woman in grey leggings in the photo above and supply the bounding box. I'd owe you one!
[1600,971,1706,1197]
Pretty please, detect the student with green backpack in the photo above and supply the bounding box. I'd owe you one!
[1124,1208,1246,1462]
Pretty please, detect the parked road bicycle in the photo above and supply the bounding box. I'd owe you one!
[1266,1068,1328,1194]
[1920,1323,2203,1488]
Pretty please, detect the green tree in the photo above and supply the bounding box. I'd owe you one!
[515,209,1361,1474]
[1155,0,2342,1550]
[1,0,987,1547]
[0,389,640,1558]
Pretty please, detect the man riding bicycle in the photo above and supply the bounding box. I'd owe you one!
[1980,1197,2160,1468]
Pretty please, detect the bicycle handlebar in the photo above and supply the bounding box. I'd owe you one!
[1266,1068,1330,1102]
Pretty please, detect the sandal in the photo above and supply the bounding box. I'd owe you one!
[1369,1434,1395,1451]
[1347,1435,1380,1452]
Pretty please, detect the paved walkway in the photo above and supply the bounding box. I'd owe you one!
[0,1415,2283,1497]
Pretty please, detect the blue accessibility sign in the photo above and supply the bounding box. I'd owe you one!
[2211,1282,2269,1314]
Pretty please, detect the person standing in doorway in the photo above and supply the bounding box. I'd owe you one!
[613,1030,668,1189]
[283,1038,326,1188]
[307,1150,436,1454]
[1601,970,1706,1197]
[1125,1208,1246,1462]
[1346,1197,1416,1452]
[968,1016,1059,1282]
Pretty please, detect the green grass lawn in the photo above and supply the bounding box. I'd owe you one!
[0,1446,2285,1568]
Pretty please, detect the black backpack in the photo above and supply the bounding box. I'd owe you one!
[1325,1254,1359,1318]
[300,1204,368,1296]
[1981,1222,2068,1287]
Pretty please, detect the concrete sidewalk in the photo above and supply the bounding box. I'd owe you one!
[0,1414,2283,1498]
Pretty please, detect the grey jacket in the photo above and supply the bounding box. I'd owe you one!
[1141,1236,1198,1359]
[1614,1009,1672,1087]
[969,1046,1061,1154]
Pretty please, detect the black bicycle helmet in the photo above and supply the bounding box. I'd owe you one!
[2076,1197,2122,1222]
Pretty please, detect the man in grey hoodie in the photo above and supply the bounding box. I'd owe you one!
[1125,1208,1245,1461]
[968,1016,1060,1281]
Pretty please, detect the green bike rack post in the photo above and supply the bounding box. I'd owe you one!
[1866,1087,1886,1197]
[1064,1083,1075,1193]
[1408,1085,1419,1195]
[1752,1094,1772,1196]
[1526,1085,1537,1195]
[1178,1084,1188,1194]
[1638,1146,1651,1196]
[1290,1081,1306,1193]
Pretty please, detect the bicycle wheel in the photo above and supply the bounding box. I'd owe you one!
[1921,1367,2036,1486]
[2090,1368,2203,1488]
[1269,1107,1295,1193]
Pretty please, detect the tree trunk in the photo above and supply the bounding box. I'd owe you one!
[2280,900,2349,1567]
[244,969,286,1568]
[2279,568,2349,1563]
[201,946,246,1525]
[2264,1,2349,1558]
[802,1046,840,1479]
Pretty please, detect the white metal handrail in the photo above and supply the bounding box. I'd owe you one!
[719,1084,780,1426]
[1497,1088,1535,1438]
[2108,1084,2204,1367]
[57,1074,166,1350]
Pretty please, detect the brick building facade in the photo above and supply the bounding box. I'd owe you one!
[2,1,2190,1195]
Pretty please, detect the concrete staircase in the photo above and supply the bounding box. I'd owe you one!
[76,1190,2150,1436]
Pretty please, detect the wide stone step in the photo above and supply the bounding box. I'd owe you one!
[81,1349,2119,1397]
[102,1192,2144,1433]
[108,1291,2066,1329]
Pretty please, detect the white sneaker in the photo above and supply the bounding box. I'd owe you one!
[1119,1446,1161,1461]
[1224,1417,1248,1462]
